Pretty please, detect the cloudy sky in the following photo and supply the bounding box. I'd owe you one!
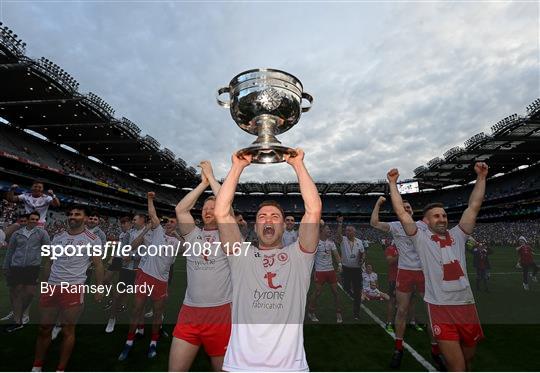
[1,1,538,183]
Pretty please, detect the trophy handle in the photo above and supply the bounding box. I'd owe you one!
[216,87,231,108]
[301,92,313,112]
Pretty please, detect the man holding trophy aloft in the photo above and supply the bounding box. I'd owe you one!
[214,69,321,371]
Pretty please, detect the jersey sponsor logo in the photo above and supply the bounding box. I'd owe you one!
[252,288,285,310]
[264,272,282,289]
[277,252,289,264]
[263,254,276,268]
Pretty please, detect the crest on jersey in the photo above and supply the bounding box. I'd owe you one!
[277,252,289,264]
[433,324,441,336]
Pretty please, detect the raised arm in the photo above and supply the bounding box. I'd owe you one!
[459,162,488,234]
[199,161,221,196]
[285,149,322,253]
[370,196,390,232]
[131,226,150,248]
[147,192,160,229]
[387,168,416,236]
[175,176,210,236]
[214,153,251,254]
[47,189,61,207]
[5,184,20,203]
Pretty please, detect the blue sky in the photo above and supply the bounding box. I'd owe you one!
[2,1,538,183]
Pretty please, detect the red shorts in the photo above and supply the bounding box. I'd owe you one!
[135,270,168,301]
[173,303,232,357]
[39,284,84,309]
[396,269,425,293]
[314,270,338,285]
[428,303,484,347]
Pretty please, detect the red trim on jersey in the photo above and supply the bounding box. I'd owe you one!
[407,227,418,237]
[458,224,472,235]
[83,229,98,240]
[299,241,315,254]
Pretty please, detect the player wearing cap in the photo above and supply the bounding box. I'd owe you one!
[168,160,232,372]
[387,162,488,371]
[214,148,321,371]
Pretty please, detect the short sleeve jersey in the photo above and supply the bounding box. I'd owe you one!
[223,241,314,372]
[182,227,232,307]
[410,225,474,305]
[48,229,101,285]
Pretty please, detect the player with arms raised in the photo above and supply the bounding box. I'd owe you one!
[387,162,488,371]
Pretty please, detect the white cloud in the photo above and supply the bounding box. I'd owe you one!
[3,1,538,183]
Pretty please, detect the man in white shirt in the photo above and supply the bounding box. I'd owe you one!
[32,206,104,372]
[6,181,60,225]
[334,217,365,320]
[307,223,342,323]
[370,196,442,370]
[214,148,321,372]
[387,162,488,371]
[118,192,179,361]
[168,160,232,372]
[282,215,298,246]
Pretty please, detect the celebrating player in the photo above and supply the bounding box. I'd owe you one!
[370,196,440,368]
[214,148,322,371]
[118,192,179,360]
[168,160,232,372]
[6,182,60,225]
[32,206,104,372]
[387,162,488,371]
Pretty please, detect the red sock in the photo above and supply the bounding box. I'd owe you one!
[151,332,160,342]
[56,364,65,372]
[32,360,44,368]
[431,343,440,355]
[395,338,404,351]
[127,331,136,341]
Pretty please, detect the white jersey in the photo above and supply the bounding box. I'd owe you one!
[223,241,314,372]
[388,221,424,270]
[18,193,53,223]
[139,225,178,282]
[88,226,106,246]
[340,237,364,268]
[362,272,378,290]
[410,225,474,305]
[282,229,298,247]
[48,229,100,285]
[182,227,232,307]
[314,239,337,272]
[129,227,154,268]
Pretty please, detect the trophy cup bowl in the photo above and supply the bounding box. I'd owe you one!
[217,68,313,164]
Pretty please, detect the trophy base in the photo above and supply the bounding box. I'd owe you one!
[237,144,297,164]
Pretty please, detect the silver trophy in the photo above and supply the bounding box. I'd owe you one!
[217,68,313,164]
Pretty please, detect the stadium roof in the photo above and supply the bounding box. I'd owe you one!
[0,22,199,188]
[1,23,538,195]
